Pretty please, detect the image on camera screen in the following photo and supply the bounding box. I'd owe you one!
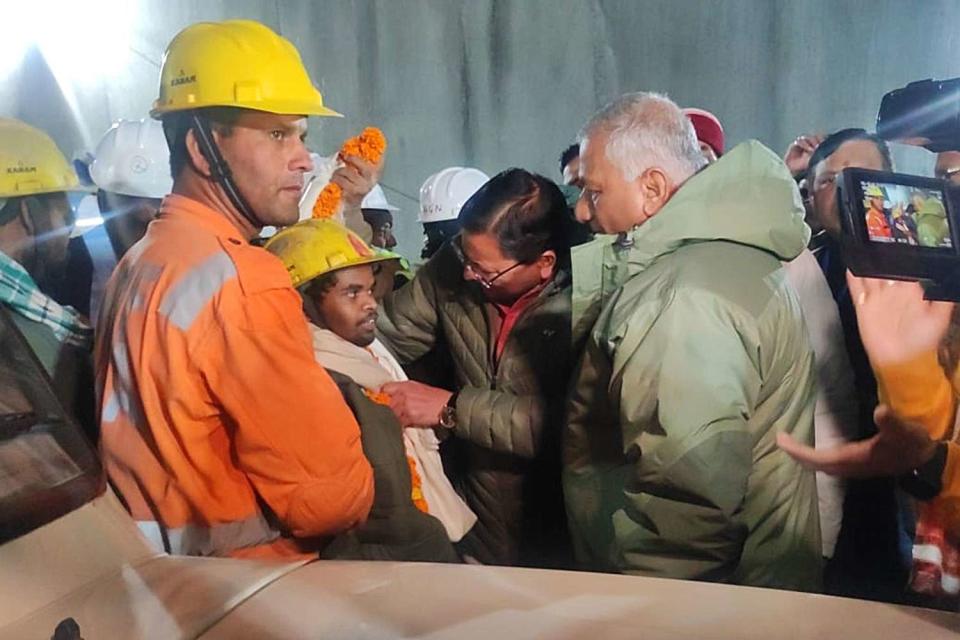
[860,180,952,249]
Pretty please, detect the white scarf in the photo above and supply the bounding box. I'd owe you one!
[310,325,476,541]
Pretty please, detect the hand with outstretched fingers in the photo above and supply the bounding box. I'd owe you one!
[777,405,938,478]
[847,272,955,368]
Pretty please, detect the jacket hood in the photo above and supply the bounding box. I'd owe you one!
[624,140,810,270]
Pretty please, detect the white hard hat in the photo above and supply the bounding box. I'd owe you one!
[298,152,340,222]
[89,118,172,199]
[361,183,399,211]
[418,167,489,223]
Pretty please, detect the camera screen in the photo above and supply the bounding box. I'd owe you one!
[860,180,952,249]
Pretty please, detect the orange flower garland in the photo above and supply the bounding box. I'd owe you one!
[407,456,430,514]
[361,387,430,514]
[362,388,392,406]
[312,127,388,219]
[312,182,342,220]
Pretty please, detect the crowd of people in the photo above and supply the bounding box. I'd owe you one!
[4,18,960,610]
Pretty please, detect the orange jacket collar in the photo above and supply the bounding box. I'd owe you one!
[159,194,248,244]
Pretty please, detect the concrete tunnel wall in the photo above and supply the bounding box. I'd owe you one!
[3,0,959,259]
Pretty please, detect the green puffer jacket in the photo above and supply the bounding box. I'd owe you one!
[564,140,822,591]
[322,370,458,563]
[378,244,573,567]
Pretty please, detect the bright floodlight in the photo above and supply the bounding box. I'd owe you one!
[0,0,135,82]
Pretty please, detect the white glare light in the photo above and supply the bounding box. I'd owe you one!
[0,0,135,82]
[70,193,103,237]
[75,216,105,229]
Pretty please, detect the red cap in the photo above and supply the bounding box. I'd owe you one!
[682,107,725,157]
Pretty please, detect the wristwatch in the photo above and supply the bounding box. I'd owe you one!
[438,392,459,429]
[900,442,948,501]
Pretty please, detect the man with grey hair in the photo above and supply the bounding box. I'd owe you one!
[573,93,706,234]
[563,92,822,591]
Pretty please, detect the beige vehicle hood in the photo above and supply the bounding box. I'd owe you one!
[205,561,960,640]
[0,492,306,639]
[3,492,958,639]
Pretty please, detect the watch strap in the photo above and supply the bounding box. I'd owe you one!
[900,442,948,501]
[439,391,459,429]
[446,391,460,409]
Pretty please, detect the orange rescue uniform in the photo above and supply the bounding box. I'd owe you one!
[866,206,892,239]
[874,352,960,538]
[97,194,374,559]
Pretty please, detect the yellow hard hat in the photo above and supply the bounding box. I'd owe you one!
[0,118,79,198]
[863,183,885,198]
[265,218,395,288]
[151,20,342,119]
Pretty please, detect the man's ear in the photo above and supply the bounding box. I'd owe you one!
[537,249,557,280]
[638,168,673,218]
[18,198,37,236]
[184,128,213,178]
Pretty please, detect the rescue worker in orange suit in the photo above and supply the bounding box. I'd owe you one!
[864,184,893,240]
[96,20,377,559]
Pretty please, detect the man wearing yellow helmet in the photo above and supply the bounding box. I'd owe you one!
[0,118,95,440]
[266,220,474,558]
[0,119,79,297]
[97,20,375,560]
[863,183,893,241]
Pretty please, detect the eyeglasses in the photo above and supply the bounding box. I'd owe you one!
[452,236,524,289]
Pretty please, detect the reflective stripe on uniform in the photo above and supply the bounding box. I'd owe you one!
[158,251,237,331]
[102,338,147,429]
[137,511,281,556]
[943,571,960,595]
[914,543,943,566]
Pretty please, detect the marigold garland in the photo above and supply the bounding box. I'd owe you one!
[361,386,430,513]
[407,456,430,514]
[312,127,388,219]
[313,182,342,220]
[362,387,391,406]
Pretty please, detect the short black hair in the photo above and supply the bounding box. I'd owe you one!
[162,107,243,180]
[559,143,580,174]
[303,263,382,301]
[806,128,893,180]
[0,193,59,227]
[422,219,460,260]
[361,209,393,227]
[458,168,569,264]
[303,271,338,301]
[0,197,21,226]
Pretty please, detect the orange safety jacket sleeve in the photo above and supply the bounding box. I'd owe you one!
[875,351,960,534]
[876,350,958,441]
[202,283,375,539]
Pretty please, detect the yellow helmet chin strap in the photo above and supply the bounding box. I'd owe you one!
[189,112,261,229]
